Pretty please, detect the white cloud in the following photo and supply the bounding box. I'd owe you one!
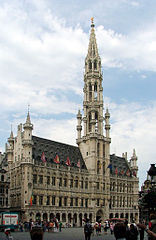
[33,118,77,146]
[107,100,156,187]
[97,25,156,71]
[0,0,156,188]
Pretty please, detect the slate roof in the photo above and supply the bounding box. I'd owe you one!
[148,164,156,176]
[32,136,87,170]
[110,154,131,177]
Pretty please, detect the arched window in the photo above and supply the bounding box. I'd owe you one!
[103,162,105,175]
[97,143,100,157]
[1,175,4,181]
[99,61,101,68]
[95,112,98,132]
[94,60,97,70]
[94,82,97,99]
[89,60,92,70]
[89,83,92,101]
[97,160,101,174]
[89,112,92,132]
[103,144,105,157]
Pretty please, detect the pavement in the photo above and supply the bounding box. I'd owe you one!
[0,228,116,240]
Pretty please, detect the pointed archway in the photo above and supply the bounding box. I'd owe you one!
[96,209,103,222]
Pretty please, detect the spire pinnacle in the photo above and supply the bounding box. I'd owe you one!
[10,124,14,138]
[86,17,100,64]
[26,104,31,124]
[91,17,95,27]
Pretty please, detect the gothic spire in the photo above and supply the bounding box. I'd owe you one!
[87,18,100,58]
[85,18,101,74]
[23,105,33,130]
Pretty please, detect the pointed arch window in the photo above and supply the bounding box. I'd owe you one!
[103,162,105,175]
[89,60,92,71]
[95,112,98,132]
[89,112,92,132]
[99,61,101,69]
[103,144,105,157]
[89,83,92,101]
[94,60,97,70]
[97,160,100,174]
[94,82,97,100]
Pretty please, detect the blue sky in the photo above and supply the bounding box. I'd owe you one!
[0,0,156,187]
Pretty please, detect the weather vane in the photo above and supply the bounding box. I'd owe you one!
[28,103,30,113]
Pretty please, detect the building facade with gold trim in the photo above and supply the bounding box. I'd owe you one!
[6,20,139,225]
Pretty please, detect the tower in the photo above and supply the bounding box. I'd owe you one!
[130,149,138,178]
[21,111,33,213]
[77,18,111,175]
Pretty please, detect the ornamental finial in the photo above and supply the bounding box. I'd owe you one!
[91,17,95,27]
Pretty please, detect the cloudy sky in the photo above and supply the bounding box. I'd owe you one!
[0,0,156,187]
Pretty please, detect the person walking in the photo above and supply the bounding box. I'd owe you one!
[127,224,138,240]
[114,222,127,240]
[59,221,62,232]
[84,218,92,240]
[138,222,145,240]
[137,223,156,240]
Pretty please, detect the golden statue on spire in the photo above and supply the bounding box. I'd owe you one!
[91,17,94,24]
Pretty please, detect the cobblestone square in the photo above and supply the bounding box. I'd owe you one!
[0,228,116,240]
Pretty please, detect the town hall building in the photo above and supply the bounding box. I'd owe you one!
[5,19,139,225]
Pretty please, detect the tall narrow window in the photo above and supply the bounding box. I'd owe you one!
[59,197,62,207]
[97,142,100,157]
[52,196,55,205]
[89,84,92,101]
[103,162,105,175]
[94,82,97,99]
[52,176,56,186]
[95,112,98,132]
[47,196,50,205]
[97,161,100,174]
[89,112,92,132]
[89,60,92,70]
[94,60,97,70]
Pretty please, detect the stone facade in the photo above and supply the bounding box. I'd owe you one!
[5,20,139,225]
[0,152,10,212]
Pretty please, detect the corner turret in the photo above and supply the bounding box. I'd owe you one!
[130,149,138,177]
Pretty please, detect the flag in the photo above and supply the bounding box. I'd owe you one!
[120,169,124,175]
[41,152,46,163]
[107,163,112,170]
[126,169,130,176]
[30,196,33,206]
[54,154,60,164]
[66,156,71,166]
[115,167,118,175]
[77,160,80,168]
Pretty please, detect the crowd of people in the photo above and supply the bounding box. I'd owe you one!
[83,212,156,240]
[4,212,156,240]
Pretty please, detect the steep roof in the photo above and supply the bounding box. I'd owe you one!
[32,136,87,170]
[110,154,131,177]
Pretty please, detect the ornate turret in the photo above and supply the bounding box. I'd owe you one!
[76,109,82,141]
[23,110,33,146]
[22,110,33,163]
[105,108,110,138]
[130,149,138,177]
[7,128,14,165]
